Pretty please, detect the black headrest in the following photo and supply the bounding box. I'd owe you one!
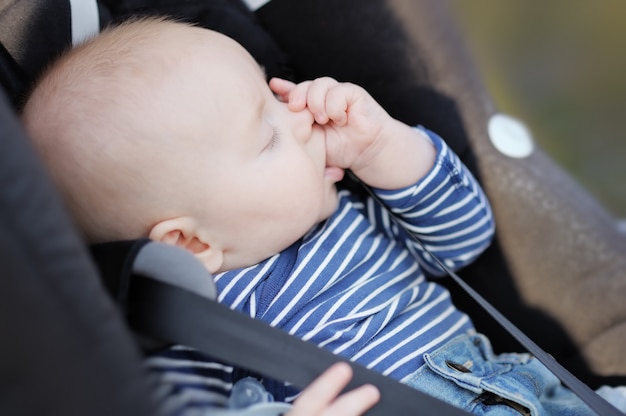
[101,0,293,80]
[0,0,74,107]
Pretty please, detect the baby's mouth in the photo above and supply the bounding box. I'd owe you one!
[324,166,345,182]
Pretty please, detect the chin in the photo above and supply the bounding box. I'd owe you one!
[320,191,340,220]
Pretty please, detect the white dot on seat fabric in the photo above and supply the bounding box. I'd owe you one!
[488,113,535,159]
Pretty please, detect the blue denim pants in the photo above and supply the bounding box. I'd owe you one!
[402,332,598,415]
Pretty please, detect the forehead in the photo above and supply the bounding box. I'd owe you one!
[194,30,268,102]
[159,27,269,151]
[182,26,267,78]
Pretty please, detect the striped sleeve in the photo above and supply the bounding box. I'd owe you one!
[145,346,233,415]
[372,127,495,275]
[145,346,299,415]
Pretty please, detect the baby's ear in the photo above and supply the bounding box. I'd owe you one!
[149,217,224,274]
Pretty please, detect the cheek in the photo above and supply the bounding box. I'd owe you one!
[277,156,323,193]
[262,160,324,215]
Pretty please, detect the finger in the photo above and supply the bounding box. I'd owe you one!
[290,80,316,111]
[269,77,295,102]
[322,384,380,416]
[306,77,339,124]
[289,362,353,415]
[325,84,352,126]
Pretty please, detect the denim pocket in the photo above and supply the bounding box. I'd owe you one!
[424,333,535,414]
[403,333,594,415]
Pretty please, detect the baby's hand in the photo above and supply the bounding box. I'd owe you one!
[270,77,436,189]
[286,362,380,416]
[270,77,392,174]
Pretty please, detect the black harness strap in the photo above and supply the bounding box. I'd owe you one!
[91,239,471,414]
[126,274,472,416]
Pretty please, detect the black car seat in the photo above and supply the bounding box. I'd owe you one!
[0,77,163,416]
[1,0,625,414]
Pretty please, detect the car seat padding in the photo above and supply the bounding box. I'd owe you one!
[0,88,161,416]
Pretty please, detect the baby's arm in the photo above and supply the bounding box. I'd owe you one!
[373,128,495,273]
[271,77,494,272]
[270,77,436,188]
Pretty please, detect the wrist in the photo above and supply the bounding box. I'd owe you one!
[351,121,437,189]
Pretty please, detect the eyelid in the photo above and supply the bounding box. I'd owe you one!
[267,127,280,150]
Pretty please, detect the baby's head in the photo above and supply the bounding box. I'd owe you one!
[22,18,341,273]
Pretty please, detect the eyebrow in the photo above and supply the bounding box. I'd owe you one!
[254,90,264,127]
[249,62,271,151]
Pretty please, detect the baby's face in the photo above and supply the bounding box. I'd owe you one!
[164,28,342,272]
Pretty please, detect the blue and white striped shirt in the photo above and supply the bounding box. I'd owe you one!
[147,127,495,410]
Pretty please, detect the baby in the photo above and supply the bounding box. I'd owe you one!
[22,17,622,416]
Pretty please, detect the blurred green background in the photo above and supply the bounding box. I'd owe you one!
[449,2,626,217]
